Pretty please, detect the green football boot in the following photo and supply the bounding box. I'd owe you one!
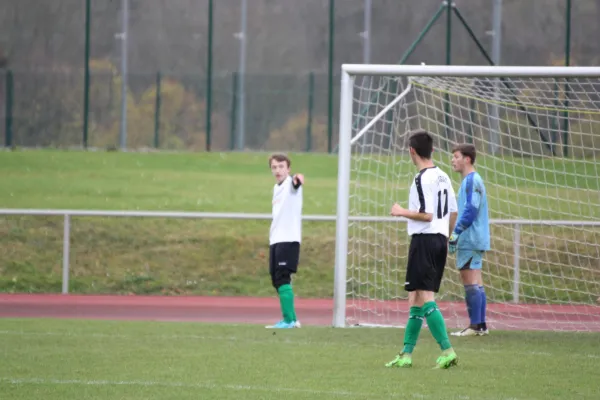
[434,349,458,369]
[385,353,412,368]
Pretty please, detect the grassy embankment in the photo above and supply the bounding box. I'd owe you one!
[0,150,598,302]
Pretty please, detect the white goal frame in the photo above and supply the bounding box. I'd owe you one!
[332,64,600,328]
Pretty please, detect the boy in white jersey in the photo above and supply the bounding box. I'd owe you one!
[385,130,460,369]
[265,153,304,329]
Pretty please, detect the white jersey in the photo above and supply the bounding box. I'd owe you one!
[407,166,457,237]
[270,175,303,245]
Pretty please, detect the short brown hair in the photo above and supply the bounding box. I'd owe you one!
[452,143,476,164]
[268,153,291,168]
[408,129,434,159]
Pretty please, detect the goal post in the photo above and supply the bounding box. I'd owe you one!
[333,64,600,331]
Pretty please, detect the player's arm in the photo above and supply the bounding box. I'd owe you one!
[390,180,434,222]
[453,176,481,235]
[449,211,458,236]
[391,205,433,222]
[292,173,304,190]
[448,184,459,234]
[447,182,461,251]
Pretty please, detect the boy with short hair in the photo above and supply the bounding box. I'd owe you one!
[265,153,304,329]
[386,130,460,369]
[449,143,491,336]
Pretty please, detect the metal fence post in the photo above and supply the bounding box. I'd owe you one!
[442,0,452,151]
[5,69,13,147]
[83,0,91,149]
[119,0,130,150]
[327,0,334,153]
[306,72,315,152]
[205,0,214,151]
[154,71,161,149]
[512,223,521,303]
[235,0,248,151]
[62,214,71,294]
[229,72,238,150]
[561,0,572,157]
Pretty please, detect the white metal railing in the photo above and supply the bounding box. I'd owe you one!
[1,208,599,301]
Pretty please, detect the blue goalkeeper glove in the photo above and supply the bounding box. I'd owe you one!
[448,231,459,254]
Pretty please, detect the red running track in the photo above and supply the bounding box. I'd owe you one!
[1,294,599,332]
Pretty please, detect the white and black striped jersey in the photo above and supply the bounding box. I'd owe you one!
[407,166,458,237]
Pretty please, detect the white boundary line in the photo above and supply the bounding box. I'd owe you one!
[0,377,545,400]
[0,377,368,397]
[0,329,598,360]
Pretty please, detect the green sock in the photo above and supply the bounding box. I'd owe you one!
[402,306,424,354]
[423,301,452,351]
[277,284,295,323]
[290,290,297,322]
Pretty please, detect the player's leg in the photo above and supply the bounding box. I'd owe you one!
[479,286,488,333]
[476,252,488,334]
[265,243,299,329]
[268,242,300,329]
[269,244,277,291]
[385,237,423,368]
[385,292,422,368]
[451,253,483,336]
[266,244,285,328]
[387,235,457,368]
[385,290,424,368]
[284,242,301,326]
[423,235,458,368]
[458,252,475,322]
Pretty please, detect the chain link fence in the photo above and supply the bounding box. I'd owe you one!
[1,0,598,152]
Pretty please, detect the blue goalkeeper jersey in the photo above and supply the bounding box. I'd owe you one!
[454,171,491,251]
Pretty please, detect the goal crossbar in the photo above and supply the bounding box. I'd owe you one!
[341,64,600,78]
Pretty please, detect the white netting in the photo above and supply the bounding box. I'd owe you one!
[346,71,600,331]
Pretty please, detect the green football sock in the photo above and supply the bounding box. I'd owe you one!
[290,287,297,322]
[423,301,452,351]
[402,306,424,354]
[277,284,296,323]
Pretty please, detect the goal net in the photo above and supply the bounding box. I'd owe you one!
[332,65,600,332]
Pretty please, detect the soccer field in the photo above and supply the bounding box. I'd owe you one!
[1,150,600,399]
[1,318,599,400]
[0,150,599,303]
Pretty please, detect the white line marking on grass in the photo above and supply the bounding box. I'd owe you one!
[0,378,531,400]
[0,377,369,397]
[0,330,130,338]
[527,351,552,356]
[1,329,599,361]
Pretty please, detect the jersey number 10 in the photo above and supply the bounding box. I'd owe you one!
[437,189,448,219]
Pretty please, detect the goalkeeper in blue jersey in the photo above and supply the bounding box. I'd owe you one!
[449,144,491,336]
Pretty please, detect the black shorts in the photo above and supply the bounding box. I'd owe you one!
[404,233,448,293]
[269,241,300,290]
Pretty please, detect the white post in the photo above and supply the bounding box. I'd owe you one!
[62,214,71,294]
[119,0,129,150]
[332,70,353,328]
[512,223,520,303]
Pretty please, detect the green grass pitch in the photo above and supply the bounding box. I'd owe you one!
[1,319,599,400]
